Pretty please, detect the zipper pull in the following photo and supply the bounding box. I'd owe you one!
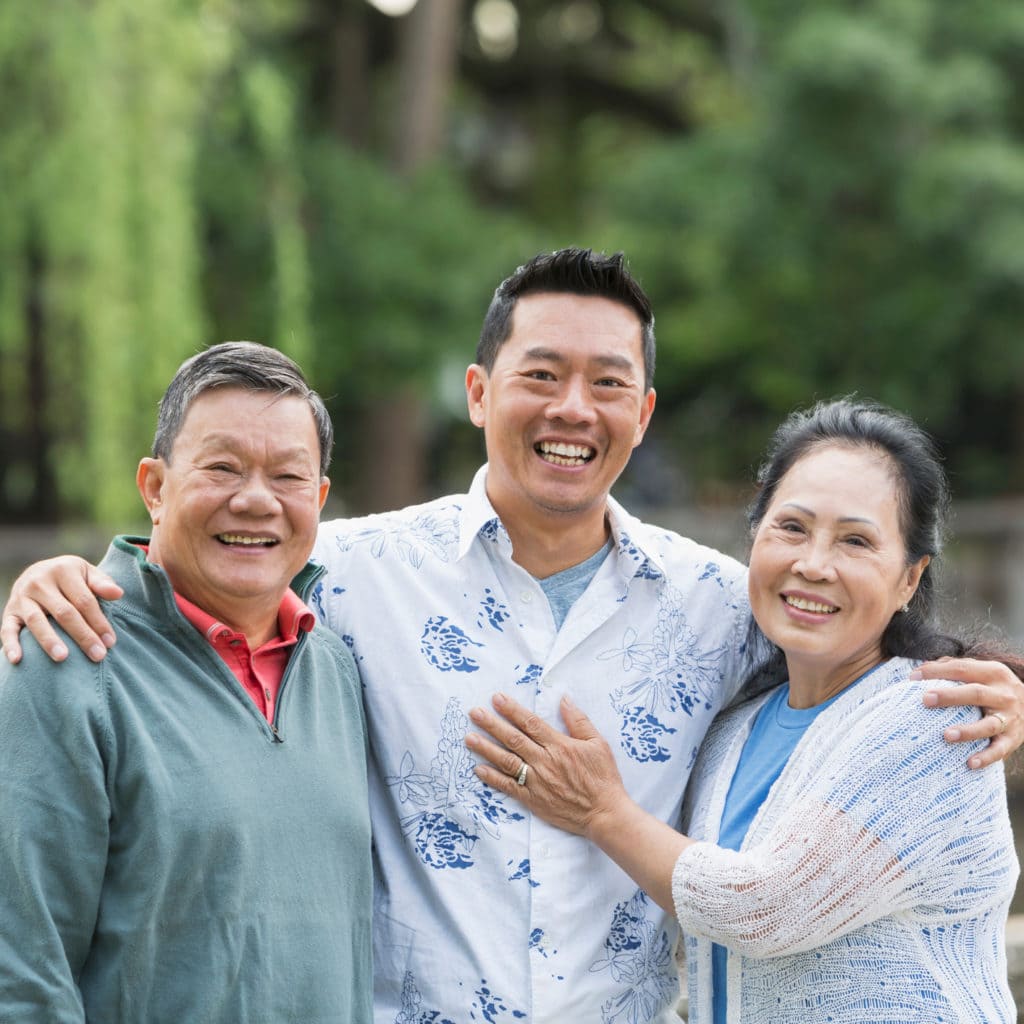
[269,722,283,743]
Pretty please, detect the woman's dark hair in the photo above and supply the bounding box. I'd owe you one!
[743,397,1024,684]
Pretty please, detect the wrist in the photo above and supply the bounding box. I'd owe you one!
[584,787,633,848]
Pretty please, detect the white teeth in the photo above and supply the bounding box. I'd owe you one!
[785,595,838,614]
[218,534,275,546]
[537,441,595,466]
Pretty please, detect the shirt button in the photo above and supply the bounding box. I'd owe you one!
[540,843,552,858]
[520,592,533,604]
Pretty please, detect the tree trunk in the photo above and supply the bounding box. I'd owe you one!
[352,0,465,512]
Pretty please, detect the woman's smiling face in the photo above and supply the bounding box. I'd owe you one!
[748,443,929,698]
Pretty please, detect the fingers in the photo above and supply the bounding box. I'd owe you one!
[3,557,119,664]
[964,733,1015,771]
[5,608,68,663]
[464,727,530,780]
[559,694,601,741]
[0,614,27,664]
[917,659,1024,768]
[915,658,1011,688]
[86,567,124,602]
[481,692,559,748]
[923,682,996,710]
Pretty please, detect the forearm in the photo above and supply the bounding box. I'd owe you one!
[585,795,693,915]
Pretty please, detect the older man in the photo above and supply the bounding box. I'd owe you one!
[4,251,1023,1024]
[0,343,371,1021]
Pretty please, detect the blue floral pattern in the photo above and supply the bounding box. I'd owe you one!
[421,616,485,673]
[507,857,540,888]
[513,663,543,692]
[396,972,456,1024]
[477,588,511,632]
[335,509,460,567]
[471,980,527,1022]
[529,927,558,959]
[388,699,524,870]
[589,891,677,1024]
[600,586,728,762]
[618,531,664,581]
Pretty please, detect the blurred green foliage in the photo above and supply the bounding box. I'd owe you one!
[2,0,1023,523]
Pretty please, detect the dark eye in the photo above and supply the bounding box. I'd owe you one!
[595,377,625,388]
[844,535,869,548]
[779,520,804,534]
[526,370,556,381]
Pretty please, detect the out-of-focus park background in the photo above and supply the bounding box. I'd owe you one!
[2,0,1024,618]
[4,8,1024,647]
[4,0,1024,1001]
[6,0,1024,648]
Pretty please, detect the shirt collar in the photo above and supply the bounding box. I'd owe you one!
[174,588,315,647]
[457,463,667,581]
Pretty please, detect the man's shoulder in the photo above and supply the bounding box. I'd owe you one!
[313,492,469,571]
[617,511,747,584]
[317,492,467,543]
[0,630,105,729]
[305,620,359,670]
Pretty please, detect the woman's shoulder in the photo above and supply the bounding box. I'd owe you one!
[839,657,981,730]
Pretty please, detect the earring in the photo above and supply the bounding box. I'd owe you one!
[900,602,910,614]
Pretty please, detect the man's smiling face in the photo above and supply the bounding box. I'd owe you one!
[466,292,655,531]
[138,386,328,641]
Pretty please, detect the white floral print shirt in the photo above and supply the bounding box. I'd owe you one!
[311,465,752,1024]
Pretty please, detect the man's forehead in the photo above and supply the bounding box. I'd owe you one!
[189,431,316,458]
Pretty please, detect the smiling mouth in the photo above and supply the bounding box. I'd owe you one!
[535,441,596,467]
[216,534,278,547]
[784,595,838,614]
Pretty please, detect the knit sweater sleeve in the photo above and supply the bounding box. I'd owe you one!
[671,680,1014,959]
[0,642,112,1020]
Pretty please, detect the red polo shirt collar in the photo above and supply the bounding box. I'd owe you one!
[134,541,315,723]
[173,589,315,724]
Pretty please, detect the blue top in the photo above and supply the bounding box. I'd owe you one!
[711,675,869,1024]
[537,539,613,629]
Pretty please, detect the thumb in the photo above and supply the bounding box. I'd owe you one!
[560,695,600,741]
[86,566,124,600]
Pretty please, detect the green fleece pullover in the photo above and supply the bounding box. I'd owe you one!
[0,537,372,1022]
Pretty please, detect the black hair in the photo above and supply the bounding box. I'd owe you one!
[744,397,1024,684]
[476,248,656,391]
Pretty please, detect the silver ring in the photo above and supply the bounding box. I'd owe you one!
[991,711,1009,734]
[515,761,530,786]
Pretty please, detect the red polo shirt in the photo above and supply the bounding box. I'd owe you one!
[173,589,316,723]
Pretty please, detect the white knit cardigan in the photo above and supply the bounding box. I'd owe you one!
[673,657,1018,1023]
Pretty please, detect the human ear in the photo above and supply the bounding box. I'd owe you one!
[633,388,657,447]
[136,458,167,524]
[900,554,931,607]
[465,364,489,429]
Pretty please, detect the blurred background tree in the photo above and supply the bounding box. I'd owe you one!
[2,0,1024,524]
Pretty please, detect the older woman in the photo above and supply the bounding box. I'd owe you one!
[467,398,1020,1023]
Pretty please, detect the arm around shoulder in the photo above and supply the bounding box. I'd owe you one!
[672,680,1015,958]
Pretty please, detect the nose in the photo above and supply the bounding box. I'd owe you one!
[546,375,597,424]
[792,538,837,582]
[228,472,281,516]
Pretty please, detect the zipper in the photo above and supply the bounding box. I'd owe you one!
[267,628,310,744]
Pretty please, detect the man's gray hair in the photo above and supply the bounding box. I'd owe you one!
[153,342,334,475]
